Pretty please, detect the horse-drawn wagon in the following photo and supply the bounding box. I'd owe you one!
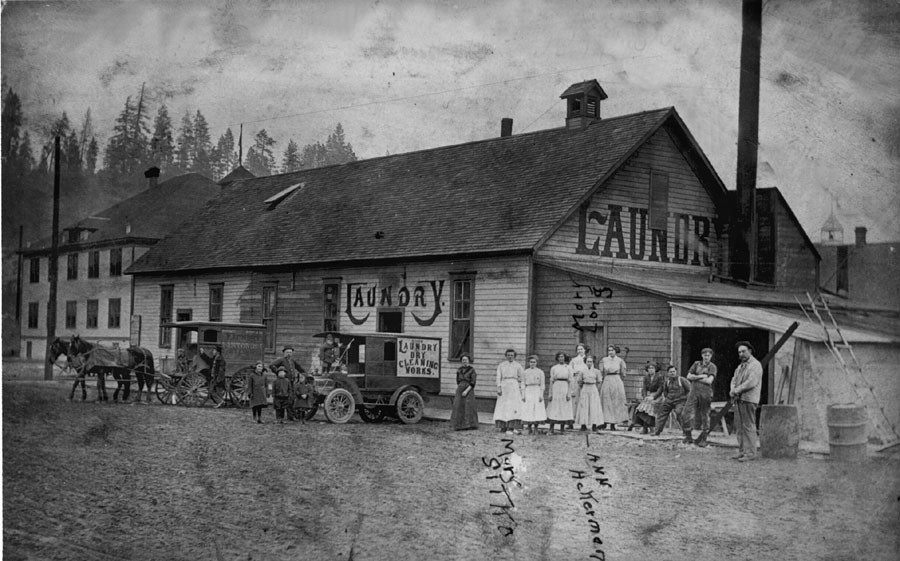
[308,331,441,424]
[158,321,267,407]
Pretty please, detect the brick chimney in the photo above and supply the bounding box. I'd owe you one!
[560,79,607,130]
[501,118,513,137]
[855,226,867,247]
[144,166,161,189]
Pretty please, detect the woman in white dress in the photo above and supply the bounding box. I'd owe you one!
[569,344,588,428]
[493,348,524,434]
[546,352,574,435]
[574,356,604,432]
[520,355,547,435]
[599,345,628,430]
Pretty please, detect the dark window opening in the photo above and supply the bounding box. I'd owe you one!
[159,285,174,347]
[209,283,224,322]
[27,302,39,329]
[324,282,340,332]
[65,301,77,330]
[108,298,121,329]
[109,248,122,277]
[450,277,474,360]
[29,258,39,283]
[384,341,397,361]
[88,251,100,278]
[377,310,403,333]
[262,284,277,352]
[86,299,99,329]
[67,253,79,280]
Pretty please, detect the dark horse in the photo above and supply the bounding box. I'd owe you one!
[49,337,92,401]
[66,336,156,403]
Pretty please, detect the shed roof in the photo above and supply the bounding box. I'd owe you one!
[130,107,721,274]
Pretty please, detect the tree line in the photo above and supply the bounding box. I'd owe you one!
[1,84,358,245]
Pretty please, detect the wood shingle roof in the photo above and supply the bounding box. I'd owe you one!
[128,107,695,274]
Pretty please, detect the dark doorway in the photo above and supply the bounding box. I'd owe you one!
[680,327,769,404]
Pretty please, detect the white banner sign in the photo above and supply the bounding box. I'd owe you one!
[396,337,441,378]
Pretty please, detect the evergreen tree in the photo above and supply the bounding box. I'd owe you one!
[64,129,81,171]
[281,139,301,173]
[17,131,34,174]
[103,93,150,183]
[173,110,194,175]
[41,112,72,171]
[1,87,23,165]
[212,128,237,180]
[245,129,276,176]
[323,123,356,166]
[84,136,98,175]
[192,110,213,178]
[150,104,175,173]
[300,141,327,170]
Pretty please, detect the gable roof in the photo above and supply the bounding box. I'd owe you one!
[758,187,821,262]
[128,107,723,275]
[22,173,221,254]
[218,165,255,185]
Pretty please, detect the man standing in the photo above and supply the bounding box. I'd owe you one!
[730,341,763,461]
[269,346,306,384]
[209,345,228,408]
[683,347,717,447]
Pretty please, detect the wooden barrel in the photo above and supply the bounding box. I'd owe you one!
[759,405,799,459]
[826,404,867,462]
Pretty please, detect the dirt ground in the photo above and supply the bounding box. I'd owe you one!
[3,381,899,561]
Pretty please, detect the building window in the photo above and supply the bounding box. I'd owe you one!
[377,310,403,333]
[108,298,121,329]
[29,258,39,283]
[27,302,39,329]
[67,229,80,243]
[65,301,77,330]
[649,171,669,231]
[88,251,100,278]
[450,276,474,360]
[86,299,99,328]
[324,282,339,332]
[209,283,224,322]
[67,253,79,280]
[109,248,122,277]
[262,283,277,352]
[159,285,174,347]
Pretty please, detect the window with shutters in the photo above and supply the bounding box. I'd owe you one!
[323,282,340,332]
[209,283,224,322]
[449,275,474,361]
[86,299,99,329]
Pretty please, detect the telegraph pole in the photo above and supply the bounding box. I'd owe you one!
[44,136,61,380]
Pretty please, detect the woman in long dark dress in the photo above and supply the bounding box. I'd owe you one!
[451,353,479,430]
[246,361,269,424]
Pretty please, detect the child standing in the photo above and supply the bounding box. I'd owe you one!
[292,375,316,424]
[520,355,547,435]
[246,361,269,424]
[272,367,292,424]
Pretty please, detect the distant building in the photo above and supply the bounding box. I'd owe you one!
[18,170,222,359]
[817,225,900,312]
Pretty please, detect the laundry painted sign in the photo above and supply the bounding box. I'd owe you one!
[345,280,445,326]
[397,337,441,378]
[576,204,719,267]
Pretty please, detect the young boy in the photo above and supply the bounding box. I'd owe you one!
[272,367,292,424]
[292,375,316,424]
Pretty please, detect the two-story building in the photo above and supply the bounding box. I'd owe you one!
[18,171,223,359]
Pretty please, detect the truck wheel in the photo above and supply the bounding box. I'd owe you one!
[396,390,424,424]
[359,406,386,423]
[324,388,355,424]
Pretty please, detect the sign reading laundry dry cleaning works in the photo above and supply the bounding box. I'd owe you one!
[397,337,441,378]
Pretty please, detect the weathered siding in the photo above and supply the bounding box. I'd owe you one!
[537,127,722,275]
[132,256,531,397]
[772,195,818,291]
[532,264,672,400]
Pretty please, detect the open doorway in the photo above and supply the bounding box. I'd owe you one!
[679,327,769,404]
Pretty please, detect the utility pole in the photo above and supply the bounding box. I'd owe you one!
[44,136,61,380]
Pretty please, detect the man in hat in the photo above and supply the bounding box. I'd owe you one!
[730,341,763,461]
[683,347,718,446]
[319,333,342,373]
[272,366,293,424]
[209,345,228,408]
[268,346,306,384]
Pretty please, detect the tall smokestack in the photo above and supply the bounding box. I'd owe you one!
[731,0,762,282]
[855,227,867,247]
[500,118,513,137]
[144,166,160,189]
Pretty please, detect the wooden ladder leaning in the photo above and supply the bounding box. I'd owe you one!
[795,292,900,449]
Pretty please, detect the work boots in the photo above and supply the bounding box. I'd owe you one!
[695,430,710,447]
[682,430,694,444]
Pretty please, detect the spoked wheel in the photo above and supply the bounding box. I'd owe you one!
[155,374,181,405]
[396,390,425,424]
[178,372,210,407]
[358,405,386,423]
[303,403,319,421]
[228,368,253,408]
[323,388,355,424]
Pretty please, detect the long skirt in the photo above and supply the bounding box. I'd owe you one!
[599,374,628,424]
[451,382,479,430]
[574,384,604,427]
[520,385,546,423]
[545,380,574,422]
[493,378,521,422]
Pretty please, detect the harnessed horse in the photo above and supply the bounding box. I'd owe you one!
[48,337,92,401]
[66,336,156,403]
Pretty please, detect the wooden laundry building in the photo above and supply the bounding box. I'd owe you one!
[126,80,899,442]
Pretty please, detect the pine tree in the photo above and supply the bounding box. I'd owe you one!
[212,128,237,180]
[173,110,194,175]
[281,139,301,173]
[150,104,175,173]
[323,122,356,166]
[245,129,276,176]
[84,137,98,175]
[300,141,327,170]
[64,129,81,171]
[103,93,150,183]
[192,110,213,178]
[1,87,23,165]
[78,109,95,174]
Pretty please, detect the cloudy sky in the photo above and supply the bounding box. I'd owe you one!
[3,0,899,241]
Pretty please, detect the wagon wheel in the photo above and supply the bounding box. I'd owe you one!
[178,372,210,407]
[228,368,253,408]
[155,374,181,405]
[303,403,319,421]
[358,405,386,424]
[396,390,425,424]
[323,388,355,424]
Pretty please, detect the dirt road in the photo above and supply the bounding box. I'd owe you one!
[3,382,899,561]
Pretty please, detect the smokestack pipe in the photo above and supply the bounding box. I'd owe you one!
[732,0,762,283]
[144,166,160,189]
[855,227,867,247]
[501,118,513,137]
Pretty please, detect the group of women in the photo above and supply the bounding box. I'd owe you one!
[449,344,631,434]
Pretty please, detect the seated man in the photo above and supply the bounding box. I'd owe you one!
[652,365,691,437]
[318,333,342,373]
